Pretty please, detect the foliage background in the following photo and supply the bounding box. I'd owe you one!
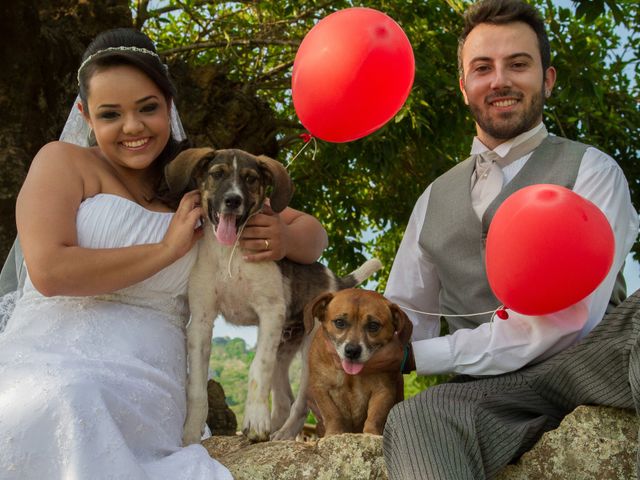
[208,338,256,425]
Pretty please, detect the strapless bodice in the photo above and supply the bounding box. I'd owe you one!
[19,193,197,318]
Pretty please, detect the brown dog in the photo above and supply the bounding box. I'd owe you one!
[303,288,412,436]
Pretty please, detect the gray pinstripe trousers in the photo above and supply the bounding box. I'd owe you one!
[383,291,640,480]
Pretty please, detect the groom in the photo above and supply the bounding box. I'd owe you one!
[380,0,639,478]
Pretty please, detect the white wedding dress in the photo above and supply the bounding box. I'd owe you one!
[0,194,232,480]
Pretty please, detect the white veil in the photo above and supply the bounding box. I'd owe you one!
[0,95,186,332]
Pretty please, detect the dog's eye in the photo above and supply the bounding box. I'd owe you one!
[333,318,347,329]
[245,175,258,185]
[366,322,381,333]
[211,170,225,180]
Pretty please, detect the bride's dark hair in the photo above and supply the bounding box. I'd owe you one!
[78,28,177,103]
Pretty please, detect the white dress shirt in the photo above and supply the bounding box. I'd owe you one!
[385,123,639,376]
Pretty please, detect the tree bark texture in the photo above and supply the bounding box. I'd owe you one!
[0,0,132,259]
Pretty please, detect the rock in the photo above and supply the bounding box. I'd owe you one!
[203,433,387,480]
[207,379,237,436]
[202,406,638,479]
[497,405,638,480]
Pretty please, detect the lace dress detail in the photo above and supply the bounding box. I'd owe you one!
[0,291,17,333]
[0,194,232,480]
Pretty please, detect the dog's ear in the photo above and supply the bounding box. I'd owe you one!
[256,155,294,213]
[389,302,413,345]
[303,292,334,334]
[164,147,215,194]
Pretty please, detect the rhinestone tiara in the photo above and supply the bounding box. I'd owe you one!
[77,46,162,84]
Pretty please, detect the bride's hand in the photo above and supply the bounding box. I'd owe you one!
[240,201,288,262]
[161,190,204,261]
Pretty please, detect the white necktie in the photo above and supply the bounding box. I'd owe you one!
[470,126,549,219]
[471,151,504,219]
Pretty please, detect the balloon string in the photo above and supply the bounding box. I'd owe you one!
[396,303,509,334]
[286,134,317,169]
[397,304,503,318]
[227,211,260,278]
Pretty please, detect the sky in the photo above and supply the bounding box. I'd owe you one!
[625,256,640,294]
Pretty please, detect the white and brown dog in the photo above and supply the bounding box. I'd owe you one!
[165,148,381,443]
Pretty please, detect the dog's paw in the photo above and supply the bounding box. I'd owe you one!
[271,399,309,440]
[270,405,292,433]
[182,413,206,446]
[270,418,304,441]
[242,402,271,442]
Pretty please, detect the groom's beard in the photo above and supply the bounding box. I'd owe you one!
[468,85,545,141]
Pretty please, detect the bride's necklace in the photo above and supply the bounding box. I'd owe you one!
[111,166,156,207]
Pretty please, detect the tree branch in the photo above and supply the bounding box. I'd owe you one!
[134,0,150,30]
[252,60,295,84]
[145,0,213,19]
[159,38,300,56]
[266,1,337,26]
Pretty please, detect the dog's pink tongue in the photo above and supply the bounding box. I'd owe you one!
[215,214,238,246]
[342,360,364,375]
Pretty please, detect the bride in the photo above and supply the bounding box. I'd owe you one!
[0,28,327,479]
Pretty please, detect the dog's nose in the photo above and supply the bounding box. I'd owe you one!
[344,343,362,361]
[224,194,242,210]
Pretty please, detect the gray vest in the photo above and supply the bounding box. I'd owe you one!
[419,135,626,333]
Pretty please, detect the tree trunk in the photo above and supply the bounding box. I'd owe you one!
[168,61,279,158]
[0,0,132,260]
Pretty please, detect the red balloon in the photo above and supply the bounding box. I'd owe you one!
[292,7,415,143]
[486,185,614,316]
